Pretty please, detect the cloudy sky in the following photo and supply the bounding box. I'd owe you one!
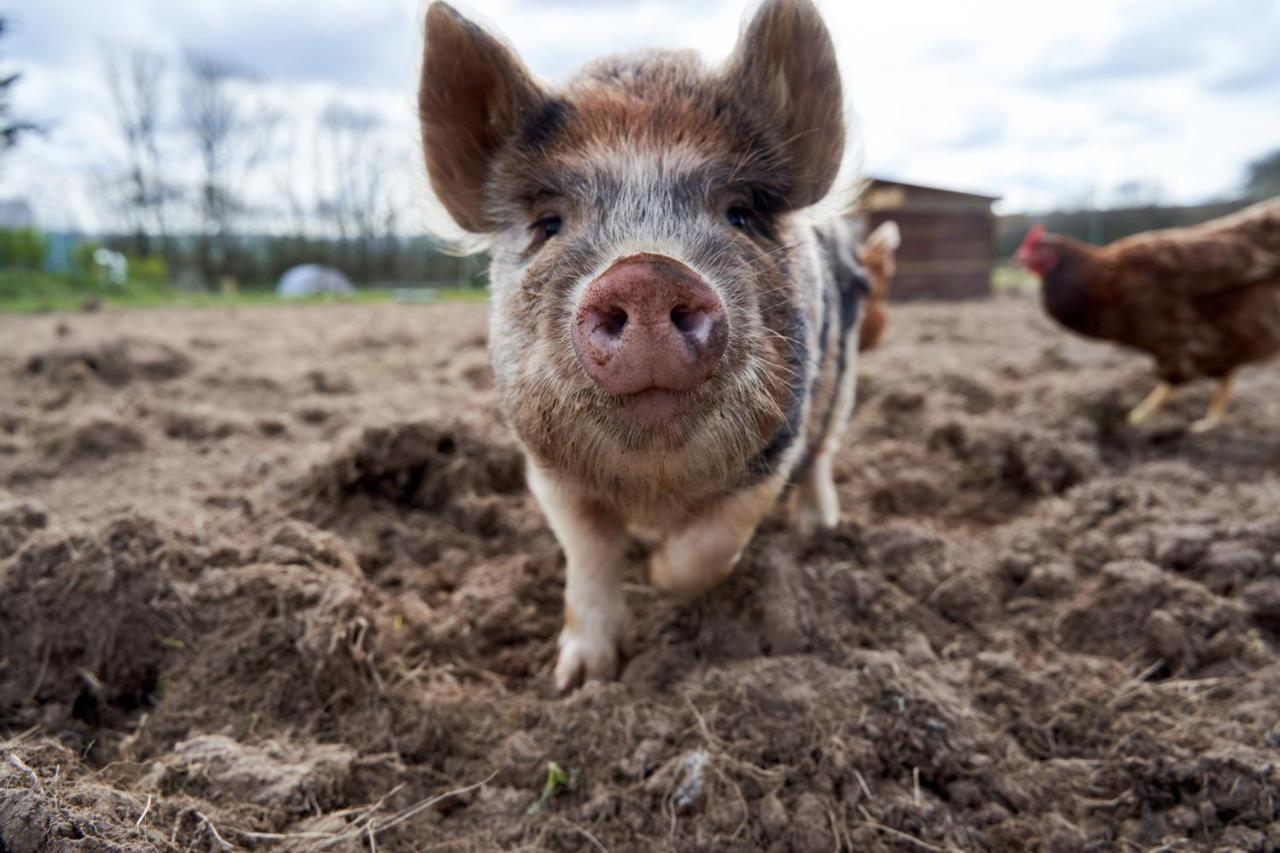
[4,0,1279,230]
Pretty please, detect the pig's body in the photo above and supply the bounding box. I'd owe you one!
[419,0,869,690]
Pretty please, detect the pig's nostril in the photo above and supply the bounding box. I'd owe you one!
[597,307,628,338]
[670,306,704,336]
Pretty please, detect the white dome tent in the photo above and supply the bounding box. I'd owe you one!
[275,264,356,298]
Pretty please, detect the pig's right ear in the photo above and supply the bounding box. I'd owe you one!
[419,2,544,233]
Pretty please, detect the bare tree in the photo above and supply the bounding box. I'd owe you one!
[181,52,277,283]
[315,101,403,278]
[103,45,171,256]
[274,118,312,239]
[0,19,43,174]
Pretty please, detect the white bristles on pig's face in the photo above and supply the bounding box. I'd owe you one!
[418,0,866,691]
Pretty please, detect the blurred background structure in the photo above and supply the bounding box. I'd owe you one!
[0,0,1277,309]
[858,178,999,301]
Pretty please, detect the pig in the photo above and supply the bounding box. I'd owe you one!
[417,0,870,691]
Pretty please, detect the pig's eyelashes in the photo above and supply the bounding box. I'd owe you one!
[524,215,563,255]
[726,206,753,231]
[534,215,563,241]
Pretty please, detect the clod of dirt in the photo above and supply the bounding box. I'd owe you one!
[143,559,385,750]
[929,417,1100,498]
[1242,578,1280,632]
[42,412,145,461]
[157,405,243,442]
[0,496,48,559]
[300,419,524,512]
[305,368,357,395]
[1056,560,1256,674]
[0,516,191,731]
[865,524,952,599]
[154,735,356,815]
[0,742,164,853]
[24,338,191,387]
[255,519,363,575]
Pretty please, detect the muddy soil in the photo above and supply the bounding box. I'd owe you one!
[1,298,1277,852]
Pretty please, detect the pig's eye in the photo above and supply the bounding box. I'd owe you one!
[534,215,562,241]
[726,206,753,231]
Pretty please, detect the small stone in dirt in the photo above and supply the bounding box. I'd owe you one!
[1199,544,1266,593]
[672,750,709,814]
[161,408,240,442]
[1144,609,1186,662]
[295,406,333,425]
[1021,560,1076,598]
[305,369,356,395]
[757,793,788,839]
[1153,524,1214,570]
[257,418,288,437]
[1241,578,1280,621]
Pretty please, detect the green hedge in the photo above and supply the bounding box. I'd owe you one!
[0,228,46,270]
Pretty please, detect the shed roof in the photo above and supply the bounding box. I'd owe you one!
[863,177,1001,203]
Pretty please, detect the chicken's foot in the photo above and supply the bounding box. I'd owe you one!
[1189,372,1236,433]
[1127,382,1173,426]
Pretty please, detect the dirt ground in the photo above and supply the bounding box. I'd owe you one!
[1,296,1277,852]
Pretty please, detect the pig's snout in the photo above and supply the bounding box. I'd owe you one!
[573,254,728,396]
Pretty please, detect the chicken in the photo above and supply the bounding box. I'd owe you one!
[857,220,901,352]
[1017,197,1280,431]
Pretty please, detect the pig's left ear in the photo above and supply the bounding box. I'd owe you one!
[419,2,546,233]
[725,0,845,209]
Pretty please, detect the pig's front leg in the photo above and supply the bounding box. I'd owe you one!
[648,477,783,600]
[525,461,630,692]
[790,449,840,535]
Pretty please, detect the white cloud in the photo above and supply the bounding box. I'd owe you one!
[4,0,1278,230]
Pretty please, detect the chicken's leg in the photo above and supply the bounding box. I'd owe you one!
[1190,372,1236,433]
[1127,381,1173,426]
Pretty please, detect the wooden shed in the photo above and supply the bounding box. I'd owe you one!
[858,178,1000,300]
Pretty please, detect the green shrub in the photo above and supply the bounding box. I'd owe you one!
[73,240,101,275]
[0,228,46,270]
[126,253,170,288]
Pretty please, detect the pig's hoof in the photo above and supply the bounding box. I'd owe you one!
[554,630,618,693]
[796,510,838,537]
